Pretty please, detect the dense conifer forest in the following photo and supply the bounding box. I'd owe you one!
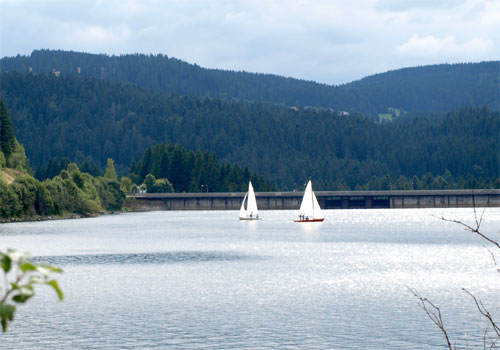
[128,144,274,193]
[1,50,498,116]
[0,95,274,219]
[0,73,498,191]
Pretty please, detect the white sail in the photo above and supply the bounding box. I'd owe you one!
[239,192,248,219]
[298,180,314,218]
[311,190,324,220]
[239,181,260,220]
[297,180,324,221]
[246,181,258,218]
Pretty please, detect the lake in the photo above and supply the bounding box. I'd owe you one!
[1,208,499,349]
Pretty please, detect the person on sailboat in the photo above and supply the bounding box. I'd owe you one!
[239,181,262,220]
[295,179,325,222]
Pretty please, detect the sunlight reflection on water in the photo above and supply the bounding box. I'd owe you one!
[1,208,499,349]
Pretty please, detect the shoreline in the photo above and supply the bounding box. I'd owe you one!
[0,210,124,224]
[3,188,499,223]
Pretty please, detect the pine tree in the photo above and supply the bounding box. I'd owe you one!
[158,152,170,179]
[103,158,118,182]
[138,147,153,183]
[0,99,16,159]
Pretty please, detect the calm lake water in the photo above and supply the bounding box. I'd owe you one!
[1,208,499,349]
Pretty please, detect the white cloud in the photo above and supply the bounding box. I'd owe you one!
[73,26,120,44]
[395,34,493,59]
[0,0,499,84]
[375,0,467,12]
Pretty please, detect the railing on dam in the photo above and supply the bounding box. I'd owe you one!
[125,189,500,211]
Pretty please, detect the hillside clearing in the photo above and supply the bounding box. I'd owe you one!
[0,168,24,184]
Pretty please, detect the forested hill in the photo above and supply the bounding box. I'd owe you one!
[1,50,498,115]
[338,62,499,114]
[1,72,498,190]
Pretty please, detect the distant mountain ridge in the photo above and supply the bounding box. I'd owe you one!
[1,49,498,115]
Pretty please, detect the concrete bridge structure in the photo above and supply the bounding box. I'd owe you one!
[125,189,500,211]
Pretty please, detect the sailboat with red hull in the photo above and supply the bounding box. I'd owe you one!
[295,180,324,222]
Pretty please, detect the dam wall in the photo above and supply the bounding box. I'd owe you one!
[125,189,500,211]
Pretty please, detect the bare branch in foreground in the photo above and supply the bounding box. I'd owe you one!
[432,213,500,250]
[421,199,500,349]
[408,286,454,350]
[486,247,500,278]
[463,288,500,339]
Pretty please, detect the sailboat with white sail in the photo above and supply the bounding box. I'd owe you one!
[239,181,261,220]
[295,179,324,222]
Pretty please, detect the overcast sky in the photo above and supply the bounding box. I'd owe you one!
[0,0,498,84]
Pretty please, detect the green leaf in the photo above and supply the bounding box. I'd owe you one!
[32,264,62,276]
[40,264,63,274]
[12,293,34,303]
[11,286,34,303]
[20,261,37,272]
[0,303,16,332]
[0,254,11,273]
[46,280,64,301]
[0,303,15,319]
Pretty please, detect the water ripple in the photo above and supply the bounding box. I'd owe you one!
[32,251,258,266]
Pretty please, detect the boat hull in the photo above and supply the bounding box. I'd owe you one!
[239,217,262,221]
[294,218,324,222]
